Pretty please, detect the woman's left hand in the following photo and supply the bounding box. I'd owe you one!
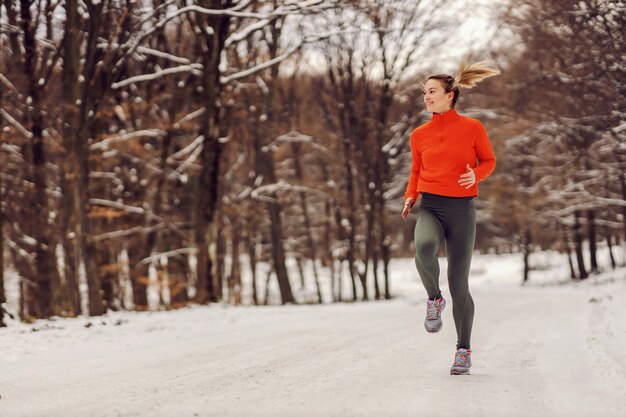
[458,164,476,189]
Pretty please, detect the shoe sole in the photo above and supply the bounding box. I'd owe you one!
[450,367,470,375]
[424,318,442,333]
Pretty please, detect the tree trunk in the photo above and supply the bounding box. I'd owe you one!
[229,220,241,305]
[99,247,117,311]
[587,209,598,273]
[358,201,374,301]
[620,171,626,245]
[215,197,225,302]
[3,0,21,57]
[374,76,393,300]
[20,279,26,321]
[377,193,392,299]
[248,229,259,306]
[372,240,381,300]
[139,129,174,309]
[330,257,337,302]
[342,141,358,301]
[0,177,5,327]
[256,19,295,305]
[337,260,344,302]
[573,211,588,279]
[76,124,104,316]
[292,143,322,303]
[318,158,336,298]
[606,228,616,270]
[0,33,5,327]
[522,227,531,283]
[20,0,62,319]
[567,247,576,279]
[251,118,294,304]
[266,199,294,304]
[193,3,230,304]
[382,233,391,299]
[74,0,109,316]
[312,259,323,304]
[561,225,577,279]
[129,246,148,309]
[264,267,272,305]
[60,0,82,316]
[296,257,306,292]
[380,218,392,300]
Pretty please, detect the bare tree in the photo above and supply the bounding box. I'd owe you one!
[478,0,626,281]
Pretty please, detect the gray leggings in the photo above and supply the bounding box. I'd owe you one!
[414,192,476,349]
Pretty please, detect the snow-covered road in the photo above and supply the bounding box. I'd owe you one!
[1,268,625,417]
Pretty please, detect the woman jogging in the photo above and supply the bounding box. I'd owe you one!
[401,62,500,375]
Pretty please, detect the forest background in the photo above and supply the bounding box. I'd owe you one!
[0,0,624,324]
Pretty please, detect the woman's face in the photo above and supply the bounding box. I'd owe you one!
[423,79,454,114]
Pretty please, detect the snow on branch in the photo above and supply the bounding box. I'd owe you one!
[272,130,315,145]
[223,152,246,184]
[0,109,33,138]
[251,180,335,203]
[136,247,198,268]
[5,238,36,265]
[175,108,205,127]
[90,198,146,215]
[0,74,18,93]
[132,0,179,29]
[97,40,193,65]
[0,22,20,36]
[90,171,118,180]
[111,64,203,90]
[171,0,329,21]
[167,138,204,180]
[221,44,302,83]
[90,129,166,151]
[542,200,599,218]
[134,46,193,65]
[0,174,35,192]
[93,223,166,242]
[613,123,626,134]
[264,130,332,156]
[225,18,271,48]
[90,199,189,242]
[0,142,23,161]
[122,0,333,66]
[221,27,385,83]
[590,218,626,229]
[0,27,59,52]
[166,135,204,163]
[587,194,626,208]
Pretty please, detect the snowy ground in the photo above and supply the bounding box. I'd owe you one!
[1,248,626,417]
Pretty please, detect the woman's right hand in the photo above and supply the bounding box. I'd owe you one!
[402,198,415,219]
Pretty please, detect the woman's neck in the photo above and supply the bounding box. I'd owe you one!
[433,107,453,115]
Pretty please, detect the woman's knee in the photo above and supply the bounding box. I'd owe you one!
[415,237,440,258]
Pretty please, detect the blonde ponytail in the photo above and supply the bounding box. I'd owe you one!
[428,61,500,108]
[453,61,501,90]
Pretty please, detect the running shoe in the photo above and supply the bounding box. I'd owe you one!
[424,296,446,333]
[450,348,472,375]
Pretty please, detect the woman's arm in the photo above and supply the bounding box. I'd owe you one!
[404,134,422,200]
[473,123,496,181]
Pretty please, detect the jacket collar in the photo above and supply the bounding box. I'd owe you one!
[431,108,460,123]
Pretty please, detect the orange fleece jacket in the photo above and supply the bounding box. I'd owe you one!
[404,108,496,201]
